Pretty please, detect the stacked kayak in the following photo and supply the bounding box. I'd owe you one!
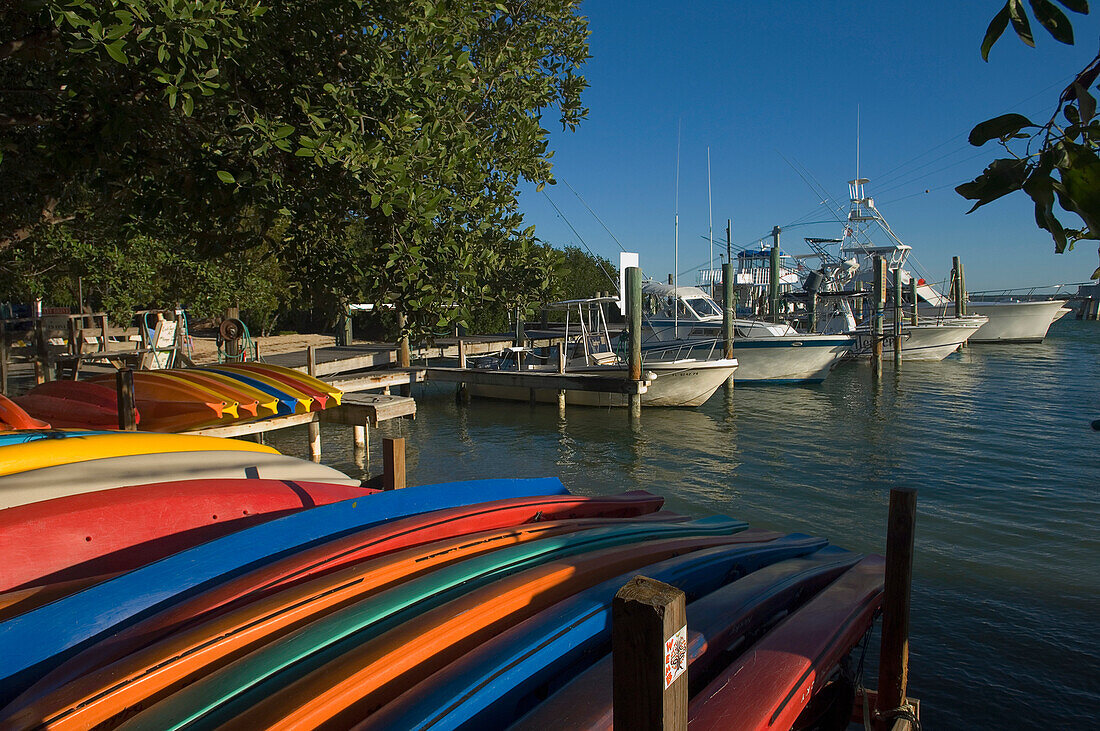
[11,362,342,432]
[0,472,884,730]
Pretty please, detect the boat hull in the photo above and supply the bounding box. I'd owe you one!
[922,299,1067,342]
[651,335,852,383]
[849,318,984,361]
[470,360,737,408]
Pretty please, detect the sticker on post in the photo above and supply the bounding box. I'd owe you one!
[664,625,688,689]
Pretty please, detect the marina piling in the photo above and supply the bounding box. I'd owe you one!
[557,342,566,414]
[398,310,411,397]
[872,255,886,371]
[627,266,643,416]
[769,228,781,322]
[383,437,406,491]
[908,277,918,327]
[613,575,688,731]
[722,261,734,361]
[877,487,918,730]
[893,268,903,365]
[456,339,470,403]
[115,368,137,431]
[952,256,967,317]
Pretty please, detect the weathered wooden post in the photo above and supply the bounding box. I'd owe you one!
[892,268,903,365]
[908,277,919,327]
[613,576,688,730]
[397,310,411,397]
[116,367,138,431]
[769,227,781,322]
[872,255,886,370]
[722,261,734,361]
[951,256,966,317]
[353,424,368,451]
[876,487,918,731]
[383,436,406,491]
[627,266,642,417]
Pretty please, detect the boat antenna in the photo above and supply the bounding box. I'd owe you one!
[674,119,681,331]
[707,146,714,287]
[726,219,732,263]
[856,104,861,182]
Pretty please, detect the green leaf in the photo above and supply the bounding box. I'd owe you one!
[983,3,1012,60]
[956,158,1030,211]
[182,94,194,116]
[1008,0,1036,46]
[1023,160,1068,251]
[273,125,296,139]
[1076,82,1097,122]
[968,113,1035,145]
[1029,0,1074,44]
[216,170,236,184]
[1057,157,1100,235]
[1053,0,1088,13]
[104,40,129,65]
[381,202,394,216]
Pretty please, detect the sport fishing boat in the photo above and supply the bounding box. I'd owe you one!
[469,297,737,407]
[639,282,853,383]
[827,178,1066,343]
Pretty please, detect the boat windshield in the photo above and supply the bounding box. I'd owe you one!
[685,297,722,318]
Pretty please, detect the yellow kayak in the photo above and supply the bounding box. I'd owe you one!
[0,433,278,478]
[169,370,281,418]
[217,363,343,406]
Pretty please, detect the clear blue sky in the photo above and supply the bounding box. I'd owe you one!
[518,1,1100,292]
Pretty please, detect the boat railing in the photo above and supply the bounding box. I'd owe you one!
[639,338,721,363]
[968,282,1090,301]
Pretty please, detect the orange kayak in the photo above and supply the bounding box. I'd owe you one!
[166,370,280,417]
[199,534,767,730]
[2,518,682,730]
[218,363,343,406]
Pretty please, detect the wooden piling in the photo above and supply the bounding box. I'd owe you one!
[612,575,688,731]
[876,487,918,730]
[383,436,406,491]
[769,228,781,322]
[306,345,317,377]
[626,266,642,414]
[722,262,734,360]
[116,368,138,431]
[908,277,918,327]
[353,424,368,451]
[34,319,50,384]
[872,255,886,368]
[951,256,966,317]
[307,422,321,461]
[892,269,903,364]
[557,341,566,413]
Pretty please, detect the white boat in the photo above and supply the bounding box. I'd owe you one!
[469,297,738,408]
[846,316,987,361]
[639,282,853,383]
[827,179,1067,343]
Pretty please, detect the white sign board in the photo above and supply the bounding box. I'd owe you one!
[618,251,640,315]
[663,624,688,689]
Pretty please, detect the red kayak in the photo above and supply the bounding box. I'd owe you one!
[24,491,667,698]
[0,394,51,430]
[0,479,376,593]
[688,555,885,731]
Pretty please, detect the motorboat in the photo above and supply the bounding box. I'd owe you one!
[469,297,737,407]
[639,282,853,383]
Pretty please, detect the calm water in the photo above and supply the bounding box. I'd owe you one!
[266,317,1100,729]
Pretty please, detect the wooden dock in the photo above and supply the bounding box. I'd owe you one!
[263,334,566,377]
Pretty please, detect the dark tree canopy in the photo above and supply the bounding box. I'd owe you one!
[0,0,590,334]
[959,0,1100,278]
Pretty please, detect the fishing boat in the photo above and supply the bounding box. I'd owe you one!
[639,281,853,382]
[819,179,1066,343]
[470,297,737,407]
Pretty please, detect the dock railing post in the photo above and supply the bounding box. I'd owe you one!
[613,575,688,731]
[383,436,406,491]
[872,255,886,371]
[116,367,138,431]
[627,266,642,416]
[892,268,903,365]
[876,487,918,731]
